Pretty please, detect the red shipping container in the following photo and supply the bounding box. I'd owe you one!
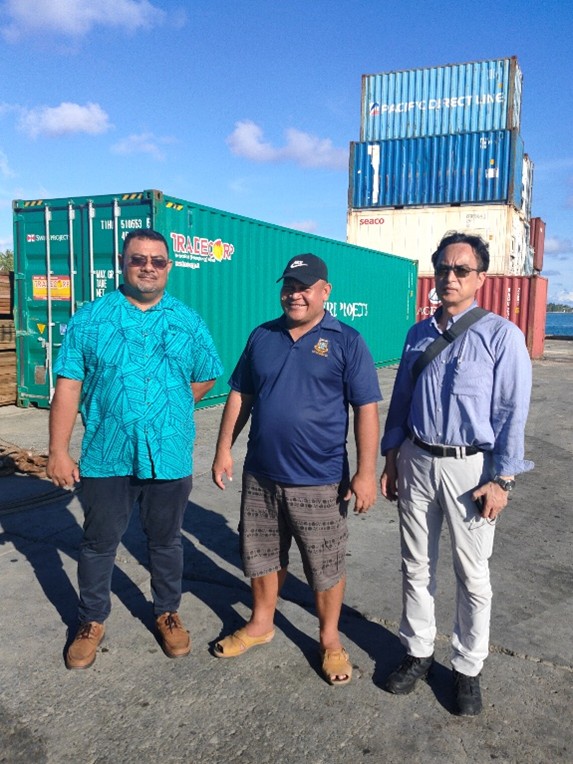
[416,274,548,359]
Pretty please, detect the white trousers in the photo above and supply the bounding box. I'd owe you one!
[396,438,496,676]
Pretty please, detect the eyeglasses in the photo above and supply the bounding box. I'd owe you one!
[435,265,482,279]
[126,254,169,270]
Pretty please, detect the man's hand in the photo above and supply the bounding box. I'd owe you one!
[380,449,399,502]
[47,377,82,490]
[472,481,510,520]
[211,449,234,490]
[346,471,378,514]
[46,451,80,490]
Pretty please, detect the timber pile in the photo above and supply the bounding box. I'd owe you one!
[0,274,16,406]
[0,273,12,315]
[0,319,15,349]
[0,443,48,478]
[0,351,16,406]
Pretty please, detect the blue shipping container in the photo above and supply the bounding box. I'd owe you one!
[361,57,522,141]
[349,130,525,209]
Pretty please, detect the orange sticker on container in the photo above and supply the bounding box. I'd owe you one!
[32,275,71,301]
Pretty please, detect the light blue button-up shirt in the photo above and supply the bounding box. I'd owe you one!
[381,304,534,477]
[54,289,223,479]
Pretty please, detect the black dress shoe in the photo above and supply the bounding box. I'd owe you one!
[384,654,434,694]
[453,669,483,716]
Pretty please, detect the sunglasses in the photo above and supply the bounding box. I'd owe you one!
[435,265,482,279]
[126,254,169,270]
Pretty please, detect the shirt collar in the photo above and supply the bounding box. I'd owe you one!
[431,301,479,332]
[117,287,174,312]
[278,309,342,334]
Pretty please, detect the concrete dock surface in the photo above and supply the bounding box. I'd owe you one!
[0,338,571,764]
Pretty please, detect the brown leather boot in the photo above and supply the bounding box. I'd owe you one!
[65,621,105,670]
[156,612,191,658]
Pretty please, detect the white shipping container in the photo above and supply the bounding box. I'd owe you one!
[347,205,533,276]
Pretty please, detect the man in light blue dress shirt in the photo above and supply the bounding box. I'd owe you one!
[380,231,533,716]
[47,229,223,670]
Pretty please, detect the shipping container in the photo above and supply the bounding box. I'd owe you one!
[347,204,532,276]
[416,274,547,359]
[361,56,522,141]
[530,217,545,271]
[349,130,525,210]
[13,189,417,408]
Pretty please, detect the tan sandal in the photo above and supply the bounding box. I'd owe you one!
[214,627,275,658]
[320,647,353,686]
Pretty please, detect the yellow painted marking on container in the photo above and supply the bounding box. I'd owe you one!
[37,323,46,334]
[166,202,183,211]
[121,193,143,201]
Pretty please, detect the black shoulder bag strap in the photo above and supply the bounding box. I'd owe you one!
[411,307,490,384]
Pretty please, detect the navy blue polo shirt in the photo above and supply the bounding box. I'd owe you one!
[230,311,381,485]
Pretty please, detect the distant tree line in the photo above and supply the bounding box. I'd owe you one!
[547,302,573,313]
[0,249,13,272]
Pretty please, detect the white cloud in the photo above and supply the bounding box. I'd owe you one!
[227,120,347,170]
[553,289,573,307]
[285,219,318,234]
[227,121,277,163]
[544,236,573,258]
[19,102,111,138]
[0,149,15,178]
[1,0,164,40]
[111,132,175,161]
[283,128,347,169]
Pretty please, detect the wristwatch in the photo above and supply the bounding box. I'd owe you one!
[493,476,516,492]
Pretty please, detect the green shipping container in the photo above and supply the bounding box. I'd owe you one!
[13,189,417,408]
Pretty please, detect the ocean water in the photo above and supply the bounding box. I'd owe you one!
[546,312,573,336]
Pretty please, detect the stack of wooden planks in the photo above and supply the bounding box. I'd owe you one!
[0,274,16,406]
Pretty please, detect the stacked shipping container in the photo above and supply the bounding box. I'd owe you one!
[347,205,531,276]
[346,56,547,357]
[347,56,534,276]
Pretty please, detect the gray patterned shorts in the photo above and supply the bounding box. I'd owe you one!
[239,472,349,592]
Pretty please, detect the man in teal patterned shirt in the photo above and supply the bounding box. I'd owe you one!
[47,229,223,670]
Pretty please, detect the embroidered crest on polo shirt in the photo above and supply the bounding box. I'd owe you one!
[313,338,329,357]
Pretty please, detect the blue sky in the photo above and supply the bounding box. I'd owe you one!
[1,0,572,304]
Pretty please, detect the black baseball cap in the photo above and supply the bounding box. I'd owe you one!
[276,253,329,286]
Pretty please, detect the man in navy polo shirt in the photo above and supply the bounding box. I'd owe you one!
[211,253,381,685]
